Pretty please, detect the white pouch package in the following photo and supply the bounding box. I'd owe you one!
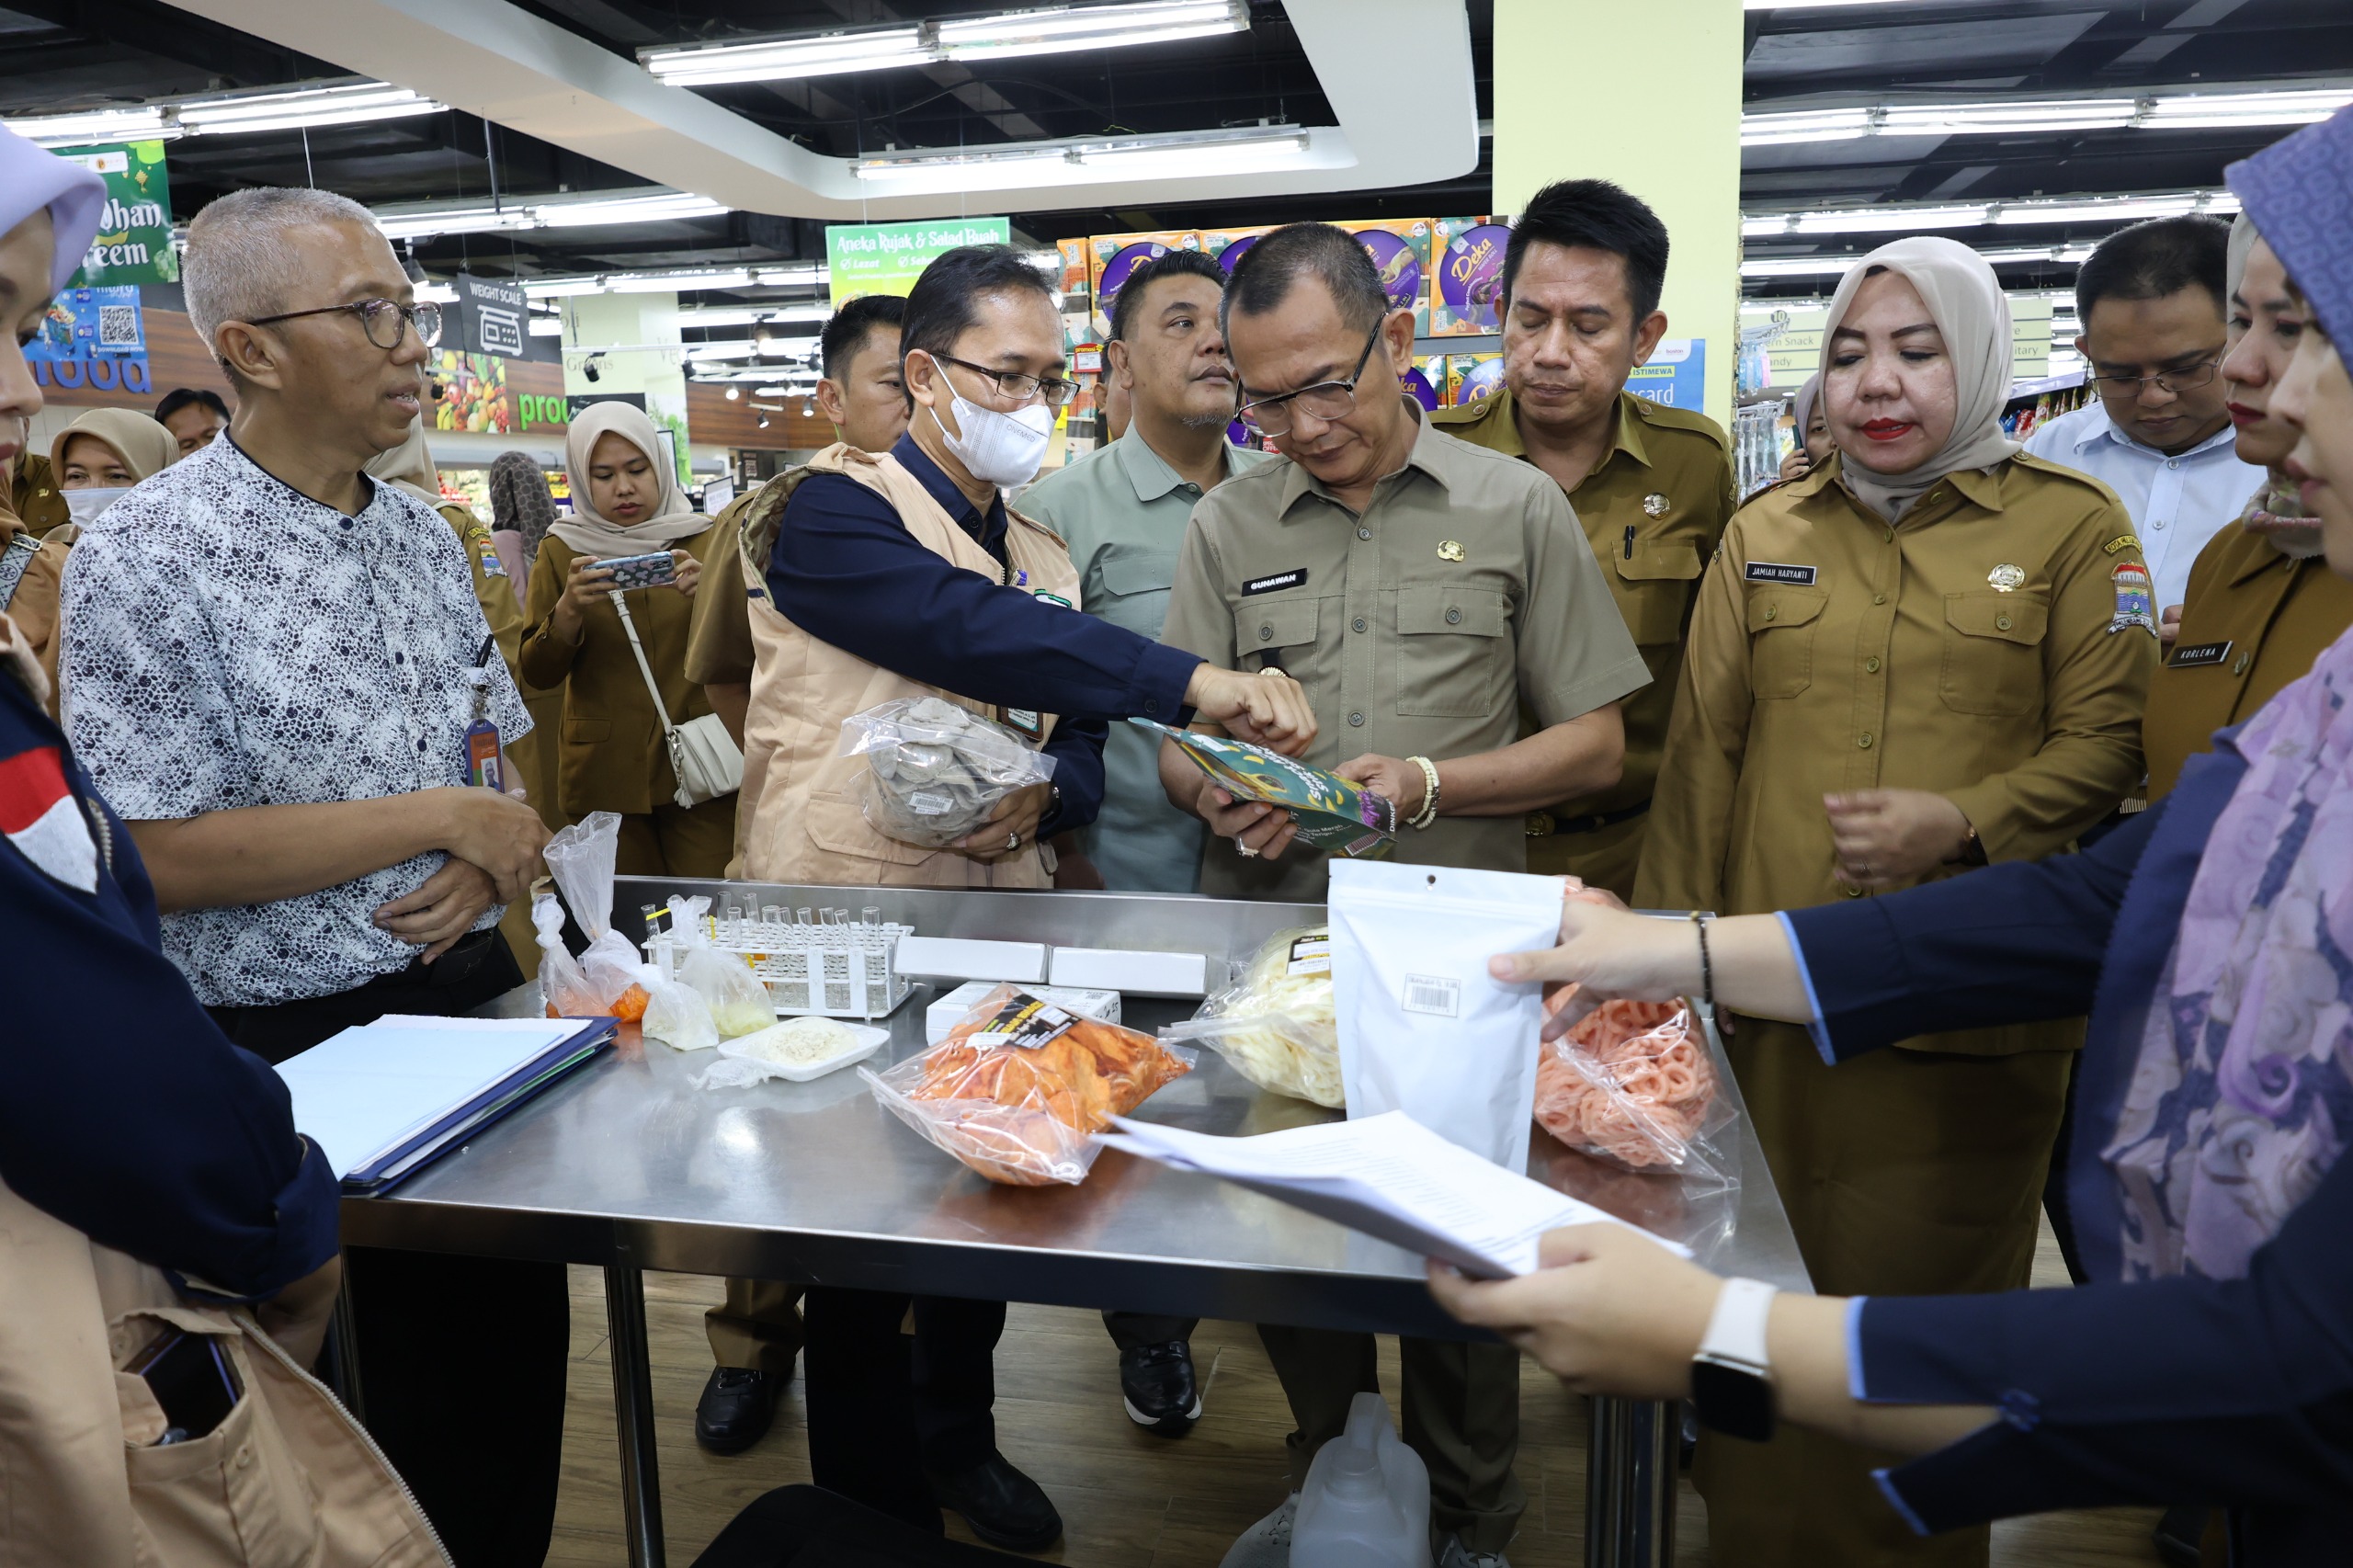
[1327,859,1562,1172]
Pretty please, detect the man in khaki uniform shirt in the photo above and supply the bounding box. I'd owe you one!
[1638,448,2154,1568]
[1433,178,1735,899]
[1159,222,1645,1568]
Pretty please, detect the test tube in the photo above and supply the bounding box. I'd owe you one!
[862,906,881,926]
[761,904,782,937]
[796,906,814,926]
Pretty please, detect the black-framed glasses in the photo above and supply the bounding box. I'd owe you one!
[1235,324,1383,437]
[2089,356,2223,396]
[247,298,442,351]
[933,352,1076,409]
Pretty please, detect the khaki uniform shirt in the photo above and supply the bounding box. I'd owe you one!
[2144,523,2353,799]
[8,453,68,539]
[1637,456,2155,1051]
[519,525,728,817]
[1161,399,1649,903]
[682,493,763,688]
[1433,389,1735,819]
[1018,428,1267,892]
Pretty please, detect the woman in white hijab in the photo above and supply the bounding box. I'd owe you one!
[1636,236,2157,1568]
[518,401,735,876]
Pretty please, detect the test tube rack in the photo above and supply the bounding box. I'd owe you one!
[709,903,914,1020]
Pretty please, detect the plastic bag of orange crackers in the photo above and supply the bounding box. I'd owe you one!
[863,984,1196,1186]
[1532,997,1740,1187]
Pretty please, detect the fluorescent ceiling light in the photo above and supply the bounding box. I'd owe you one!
[642,1,1245,85]
[608,267,749,293]
[175,83,443,136]
[529,316,563,336]
[371,189,727,243]
[1745,187,2239,239]
[1742,84,2353,146]
[1745,0,1997,7]
[851,124,1309,192]
[5,107,176,146]
[1741,244,2095,278]
[936,1,1247,61]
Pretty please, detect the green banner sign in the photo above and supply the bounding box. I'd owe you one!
[57,142,176,287]
[825,217,1011,303]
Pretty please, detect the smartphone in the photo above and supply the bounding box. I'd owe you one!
[126,1328,243,1444]
[600,551,678,590]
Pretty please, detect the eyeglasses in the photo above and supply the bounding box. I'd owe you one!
[933,352,1077,409]
[2089,356,2222,396]
[246,298,443,352]
[1235,325,1383,437]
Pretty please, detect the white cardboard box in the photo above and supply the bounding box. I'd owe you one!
[1050,946,1210,997]
[892,935,1049,984]
[925,982,1123,1044]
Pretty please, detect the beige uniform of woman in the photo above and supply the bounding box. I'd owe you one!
[520,404,734,877]
[1636,239,2158,1568]
[5,409,177,713]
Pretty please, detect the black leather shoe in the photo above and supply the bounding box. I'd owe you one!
[694,1368,778,1455]
[1120,1340,1203,1437]
[925,1452,1063,1552]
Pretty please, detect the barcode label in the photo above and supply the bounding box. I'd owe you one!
[1286,935,1330,976]
[1401,974,1461,1017]
[97,305,138,347]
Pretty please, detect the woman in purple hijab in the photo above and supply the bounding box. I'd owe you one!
[1427,105,2353,1568]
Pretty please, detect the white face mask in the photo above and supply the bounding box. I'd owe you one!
[63,485,132,527]
[929,362,1055,489]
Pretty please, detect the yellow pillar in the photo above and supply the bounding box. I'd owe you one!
[1491,0,1745,431]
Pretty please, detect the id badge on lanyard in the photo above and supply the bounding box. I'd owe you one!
[462,634,506,791]
[999,569,1057,739]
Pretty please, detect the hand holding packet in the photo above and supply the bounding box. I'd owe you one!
[1135,719,1395,858]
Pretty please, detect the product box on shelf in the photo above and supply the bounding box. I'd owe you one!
[1447,353,1505,405]
[1432,216,1508,336]
[1086,230,1204,340]
[1337,218,1435,335]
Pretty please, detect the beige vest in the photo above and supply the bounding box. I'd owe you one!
[0,1180,446,1568]
[737,443,1082,888]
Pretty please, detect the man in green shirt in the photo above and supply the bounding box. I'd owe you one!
[1018,247,1265,1441]
[1433,178,1735,902]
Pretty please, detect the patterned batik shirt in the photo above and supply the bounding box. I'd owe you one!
[58,435,531,1006]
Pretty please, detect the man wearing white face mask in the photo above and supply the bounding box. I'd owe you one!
[737,244,1316,1553]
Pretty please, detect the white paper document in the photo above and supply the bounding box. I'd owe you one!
[1097,1110,1688,1278]
[275,1017,576,1178]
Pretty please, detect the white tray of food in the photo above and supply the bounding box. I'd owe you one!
[715,1017,892,1082]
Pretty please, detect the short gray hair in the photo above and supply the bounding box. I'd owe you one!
[183,187,381,361]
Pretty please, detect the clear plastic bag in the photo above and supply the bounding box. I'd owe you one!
[861,983,1195,1186]
[539,811,652,1020]
[1533,998,1740,1187]
[642,970,718,1052]
[1161,926,1343,1108]
[665,895,776,1038]
[839,697,1058,849]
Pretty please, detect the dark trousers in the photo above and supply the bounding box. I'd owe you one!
[691,1485,1032,1568]
[800,1289,1005,1533]
[1100,1310,1199,1351]
[209,932,569,1568]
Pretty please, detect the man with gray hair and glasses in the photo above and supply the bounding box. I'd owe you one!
[58,186,563,1565]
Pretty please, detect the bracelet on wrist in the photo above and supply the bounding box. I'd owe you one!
[1405,756,1441,830]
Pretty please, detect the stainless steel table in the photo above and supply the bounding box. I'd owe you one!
[338,879,1811,1568]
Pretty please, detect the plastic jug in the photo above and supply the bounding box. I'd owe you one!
[1290,1392,1432,1568]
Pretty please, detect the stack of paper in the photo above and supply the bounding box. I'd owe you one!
[1097,1111,1688,1278]
[275,1014,616,1195]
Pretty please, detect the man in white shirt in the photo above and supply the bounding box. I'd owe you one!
[2023,215,2263,631]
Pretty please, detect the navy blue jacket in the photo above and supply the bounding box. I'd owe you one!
[1785,739,2353,1562]
[767,435,1203,841]
[0,666,339,1301]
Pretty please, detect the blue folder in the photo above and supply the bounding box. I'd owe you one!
[274,1015,617,1196]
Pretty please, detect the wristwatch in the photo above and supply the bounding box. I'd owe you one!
[1689,1277,1779,1442]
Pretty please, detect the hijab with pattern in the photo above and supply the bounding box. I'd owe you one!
[549,402,709,560]
[0,122,104,298]
[488,449,557,564]
[1819,235,2020,522]
[49,408,178,484]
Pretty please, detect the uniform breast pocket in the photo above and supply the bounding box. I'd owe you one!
[1096,547,1178,631]
[1613,542,1704,645]
[1745,585,1827,699]
[1394,584,1509,717]
[1234,597,1320,676]
[1940,592,2049,717]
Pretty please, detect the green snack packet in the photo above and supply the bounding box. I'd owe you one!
[1130,718,1397,858]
